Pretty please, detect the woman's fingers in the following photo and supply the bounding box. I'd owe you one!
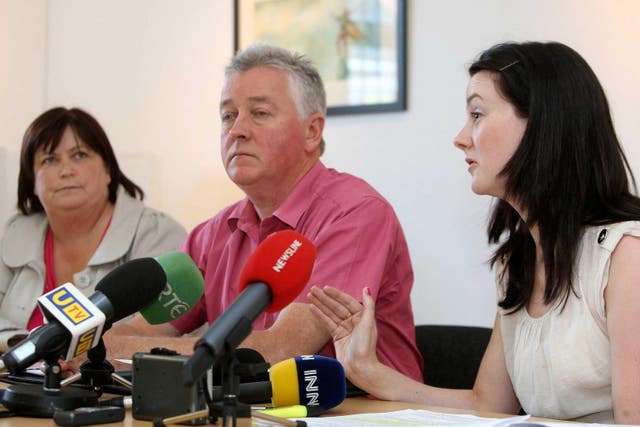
[323,286,365,317]
[308,287,350,339]
[308,286,352,325]
[308,285,370,339]
[362,286,373,308]
[308,303,337,331]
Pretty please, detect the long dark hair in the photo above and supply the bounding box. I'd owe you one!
[17,107,143,214]
[471,42,640,311]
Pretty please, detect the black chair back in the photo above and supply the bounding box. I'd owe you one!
[415,324,492,389]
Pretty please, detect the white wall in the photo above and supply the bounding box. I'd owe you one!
[1,0,639,327]
[0,0,48,227]
[45,0,242,227]
[321,0,640,327]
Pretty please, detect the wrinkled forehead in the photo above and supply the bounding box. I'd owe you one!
[221,66,303,115]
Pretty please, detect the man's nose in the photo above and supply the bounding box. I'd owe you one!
[228,113,250,140]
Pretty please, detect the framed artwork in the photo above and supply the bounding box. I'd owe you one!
[235,0,407,115]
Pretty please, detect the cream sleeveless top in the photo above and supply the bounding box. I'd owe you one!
[499,221,640,423]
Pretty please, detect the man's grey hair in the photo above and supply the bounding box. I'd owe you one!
[226,44,327,153]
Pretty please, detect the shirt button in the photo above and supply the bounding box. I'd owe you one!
[597,229,607,244]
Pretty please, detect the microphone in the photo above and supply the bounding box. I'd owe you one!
[212,355,346,415]
[139,252,205,324]
[182,230,317,385]
[0,258,166,374]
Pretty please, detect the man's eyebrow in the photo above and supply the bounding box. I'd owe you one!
[220,96,274,110]
[247,96,271,103]
[220,99,233,110]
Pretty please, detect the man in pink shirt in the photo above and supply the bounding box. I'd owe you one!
[109,44,422,383]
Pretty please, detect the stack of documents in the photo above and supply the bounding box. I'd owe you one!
[254,408,621,427]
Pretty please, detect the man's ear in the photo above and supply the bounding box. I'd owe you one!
[303,113,325,154]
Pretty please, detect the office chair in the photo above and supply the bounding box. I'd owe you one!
[415,324,492,389]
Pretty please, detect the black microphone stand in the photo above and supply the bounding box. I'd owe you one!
[216,350,250,427]
[152,352,242,427]
[154,349,307,427]
[61,339,132,393]
[0,353,99,417]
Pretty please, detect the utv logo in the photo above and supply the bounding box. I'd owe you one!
[304,369,319,406]
[272,239,303,273]
[73,327,99,357]
[46,288,94,324]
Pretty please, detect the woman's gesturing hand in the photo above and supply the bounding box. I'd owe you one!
[308,285,380,383]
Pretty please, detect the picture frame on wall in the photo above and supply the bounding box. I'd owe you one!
[234,0,407,115]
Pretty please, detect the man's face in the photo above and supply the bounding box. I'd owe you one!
[219,66,309,193]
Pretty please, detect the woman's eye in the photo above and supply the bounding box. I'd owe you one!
[470,112,481,120]
[41,156,56,165]
[73,151,88,159]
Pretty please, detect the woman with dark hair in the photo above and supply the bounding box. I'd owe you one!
[0,107,187,351]
[309,41,640,423]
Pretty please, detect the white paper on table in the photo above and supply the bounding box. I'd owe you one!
[253,409,529,427]
[252,408,626,427]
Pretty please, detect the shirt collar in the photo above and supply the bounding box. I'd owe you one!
[226,198,260,234]
[273,160,325,228]
[226,160,326,232]
[1,186,143,267]
[88,186,145,264]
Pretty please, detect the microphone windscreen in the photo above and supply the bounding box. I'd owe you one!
[267,357,300,407]
[95,257,167,322]
[236,347,266,364]
[211,348,269,385]
[140,252,205,324]
[238,230,317,312]
[269,355,346,412]
[293,355,346,411]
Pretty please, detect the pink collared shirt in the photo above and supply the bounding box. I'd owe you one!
[172,160,423,382]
